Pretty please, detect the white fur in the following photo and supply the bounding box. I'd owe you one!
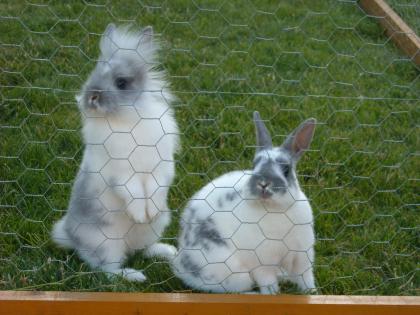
[173,171,316,294]
[52,25,179,281]
[172,113,317,294]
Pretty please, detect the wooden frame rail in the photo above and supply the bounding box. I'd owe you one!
[359,0,420,65]
[0,291,419,315]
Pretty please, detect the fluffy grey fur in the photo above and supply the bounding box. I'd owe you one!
[52,24,180,282]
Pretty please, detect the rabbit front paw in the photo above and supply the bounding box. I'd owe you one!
[126,208,150,224]
[127,205,161,224]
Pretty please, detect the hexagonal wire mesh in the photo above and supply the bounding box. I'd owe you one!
[0,0,418,295]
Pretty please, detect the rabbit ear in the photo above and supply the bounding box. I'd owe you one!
[104,23,116,37]
[253,111,272,151]
[100,23,117,56]
[140,26,153,44]
[282,118,316,160]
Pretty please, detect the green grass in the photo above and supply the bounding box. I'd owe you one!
[388,0,419,35]
[0,0,419,295]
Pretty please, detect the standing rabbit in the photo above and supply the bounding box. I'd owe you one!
[172,111,317,294]
[52,24,179,281]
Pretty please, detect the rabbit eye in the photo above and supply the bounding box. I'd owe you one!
[281,164,290,178]
[115,77,128,90]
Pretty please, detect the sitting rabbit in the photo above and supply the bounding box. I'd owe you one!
[52,24,179,281]
[172,111,317,294]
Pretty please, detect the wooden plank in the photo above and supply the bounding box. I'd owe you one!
[359,0,420,65]
[0,291,419,315]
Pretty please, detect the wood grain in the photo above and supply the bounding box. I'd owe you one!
[0,291,419,315]
[359,0,420,65]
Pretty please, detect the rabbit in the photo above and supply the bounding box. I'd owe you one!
[51,24,179,282]
[172,111,317,294]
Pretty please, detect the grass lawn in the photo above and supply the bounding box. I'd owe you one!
[388,0,419,35]
[0,0,418,295]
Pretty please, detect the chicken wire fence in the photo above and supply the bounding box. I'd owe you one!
[0,0,418,295]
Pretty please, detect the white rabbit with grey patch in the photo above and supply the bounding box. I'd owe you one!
[172,111,317,294]
[52,24,179,281]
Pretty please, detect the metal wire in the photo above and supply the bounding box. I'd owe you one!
[0,0,418,294]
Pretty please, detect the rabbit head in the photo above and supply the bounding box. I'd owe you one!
[76,24,157,114]
[248,111,316,202]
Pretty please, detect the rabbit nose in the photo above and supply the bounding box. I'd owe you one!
[89,93,99,103]
[258,180,270,190]
[88,92,101,108]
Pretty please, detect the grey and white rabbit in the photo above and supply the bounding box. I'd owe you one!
[52,24,179,281]
[172,111,317,294]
